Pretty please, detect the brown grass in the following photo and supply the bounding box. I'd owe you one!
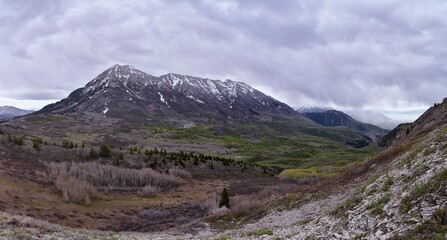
[54,175,96,206]
[204,183,298,215]
[139,185,159,197]
[168,168,192,179]
[47,161,183,189]
[46,161,186,204]
[336,144,409,183]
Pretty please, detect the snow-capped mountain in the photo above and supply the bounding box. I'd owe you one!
[37,64,297,124]
[294,106,333,113]
[0,106,33,120]
[346,110,401,130]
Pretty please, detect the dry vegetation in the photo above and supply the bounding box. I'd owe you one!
[54,175,96,205]
[46,161,188,205]
[0,116,382,234]
[230,184,298,215]
[204,183,298,216]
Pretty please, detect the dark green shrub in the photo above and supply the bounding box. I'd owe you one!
[98,145,111,158]
[219,188,230,208]
[89,148,98,159]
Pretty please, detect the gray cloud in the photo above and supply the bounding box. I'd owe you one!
[0,0,446,112]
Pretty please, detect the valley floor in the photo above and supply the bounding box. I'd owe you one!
[2,134,447,240]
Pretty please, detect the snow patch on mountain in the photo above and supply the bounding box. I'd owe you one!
[187,95,205,104]
[157,92,170,108]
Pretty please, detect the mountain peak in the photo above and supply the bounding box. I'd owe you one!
[105,64,145,78]
[84,64,150,94]
[37,64,297,123]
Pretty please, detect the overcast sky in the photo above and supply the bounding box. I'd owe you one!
[1,0,446,121]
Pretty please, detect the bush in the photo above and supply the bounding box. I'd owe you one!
[13,136,24,146]
[230,195,257,214]
[168,168,192,178]
[116,152,124,166]
[138,209,169,220]
[256,184,297,199]
[431,206,447,226]
[98,145,111,158]
[140,185,159,197]
[32,142,40,151]
[201,192,219,212]
[229,184,297,215]
[255,228,273,236]
[89,148,98,159]
[381,176,393,191]
[47,161,183,189]
[54,175,96,206]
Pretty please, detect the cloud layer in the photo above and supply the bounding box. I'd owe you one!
[1,0,446,111]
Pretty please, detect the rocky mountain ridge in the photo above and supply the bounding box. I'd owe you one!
[37,64,297,125]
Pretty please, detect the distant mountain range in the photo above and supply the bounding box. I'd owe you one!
[346,110,402,130]
[296,106,401,130]
[302,110,388,142]
[0,106,33,120]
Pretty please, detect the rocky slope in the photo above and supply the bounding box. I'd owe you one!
[225,98,447,239]
[36,64,298,125]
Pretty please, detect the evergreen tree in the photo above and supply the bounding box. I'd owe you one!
[32,142,40,151]
[116,152,124,166]
[99,145,112,158]
[219,188,230,208]
[89,148,98,159]
[14,136,24,146]
[179,159,185,167]
[193,157,199,166]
